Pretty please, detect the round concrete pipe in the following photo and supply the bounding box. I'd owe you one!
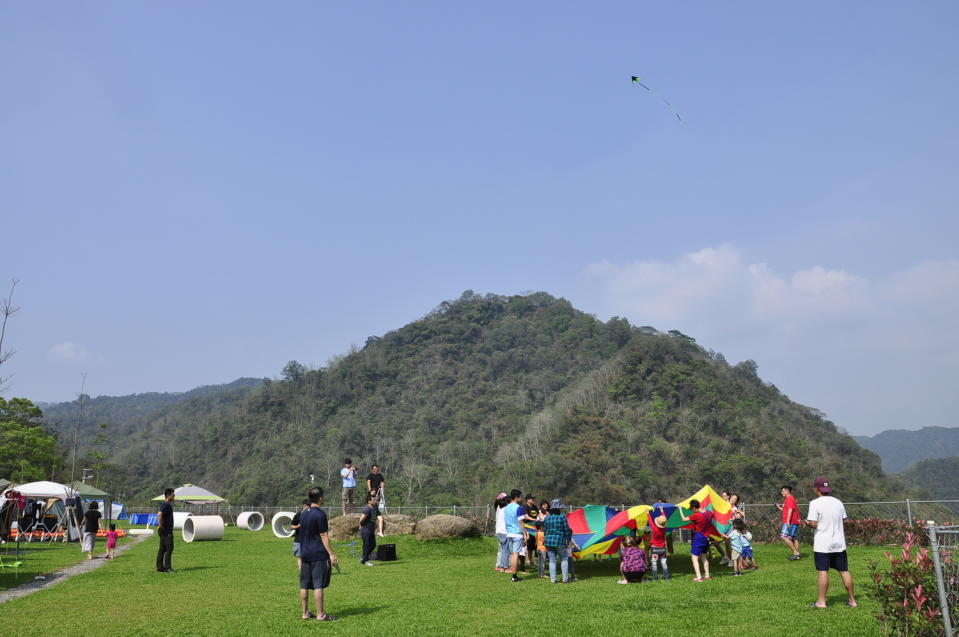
[182,515,225,542]
[172,512,192,530]
[272,511,295,538]
[237,511,264,531]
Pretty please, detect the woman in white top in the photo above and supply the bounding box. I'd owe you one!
[493,493,510,572]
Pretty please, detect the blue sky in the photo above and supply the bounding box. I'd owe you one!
[2,2,957,435]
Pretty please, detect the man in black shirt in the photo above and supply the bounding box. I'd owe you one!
[298,487,339,621]
[156,488,175,573]
[358,493,380,566]
[366,464,386,518]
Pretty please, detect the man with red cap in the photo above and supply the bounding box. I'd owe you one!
[805,477,858,608]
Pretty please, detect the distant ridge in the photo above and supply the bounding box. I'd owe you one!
[854,426,959,473]
[40,377,264,449]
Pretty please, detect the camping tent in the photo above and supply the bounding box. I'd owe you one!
[0,481,81,541]
[152,484,225,504]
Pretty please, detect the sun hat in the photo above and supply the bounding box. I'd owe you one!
[814,477,832,493]
[497,492,507,500]
[550,498,564,510]
[654,514,667,528]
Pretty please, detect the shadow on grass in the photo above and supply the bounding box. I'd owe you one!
[335,605,385,617]
[174,566,220,572]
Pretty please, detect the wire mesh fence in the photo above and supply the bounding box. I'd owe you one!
[926,522,959,637]
[118,499,959,543]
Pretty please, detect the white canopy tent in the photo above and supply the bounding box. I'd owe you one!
[1,481,81,542]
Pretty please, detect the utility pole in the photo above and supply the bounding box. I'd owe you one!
[70,372,87,485]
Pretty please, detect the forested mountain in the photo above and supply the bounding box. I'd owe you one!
[40,378,263,454]
[898,457,959,500]
[854,427,959,473]
[92,291,905,506]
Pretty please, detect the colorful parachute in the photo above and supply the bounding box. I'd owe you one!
[565,485,732,556]
[567,505,634,557]
[675,485,733,537]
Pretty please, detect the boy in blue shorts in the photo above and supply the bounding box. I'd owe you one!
[680,499,712,582]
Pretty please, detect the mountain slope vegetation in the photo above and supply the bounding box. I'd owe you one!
[94,292,904,505]
[855,426,959,473]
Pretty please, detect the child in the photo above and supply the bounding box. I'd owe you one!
[727,518,747,575]
[105,523,119,560]
[680,499,713,582]
[535,521,548,578]
[649,511,670,581]
[735,518,757,570]
[617,535,647,584]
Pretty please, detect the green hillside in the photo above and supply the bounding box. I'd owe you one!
[898,457,959,500]
[854,426,959,473]
[95,292,904,505]
[40,377,264,450]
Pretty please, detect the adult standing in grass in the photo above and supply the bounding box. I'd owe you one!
[493,492,509,572]
[366,464,386,518]
[543,498,572,584]
[156,488,175,573]
[299,486,339,621]
[806,477,858,609]
[81,502,101,560]
[776,485,801,560]
[341,458,357,516]
[521,493,539,572]
[358,493,380,566]
[503,489,526,583]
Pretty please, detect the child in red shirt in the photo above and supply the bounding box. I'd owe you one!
[680,500,712,581]
[105,523,119,560]
[649,510,670,580]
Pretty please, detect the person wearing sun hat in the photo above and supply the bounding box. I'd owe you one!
[543,498,573,583]
[806,477,858,609]
[648,508,670,581]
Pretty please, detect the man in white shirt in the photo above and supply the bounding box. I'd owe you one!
[805,476,858,608]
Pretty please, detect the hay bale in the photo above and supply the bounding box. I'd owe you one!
[415,514,479,540]
[382,514,416,535]
[329,513,361,540]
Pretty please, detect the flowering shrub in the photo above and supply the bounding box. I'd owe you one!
[870,532,945,637]
[750,517,936,546]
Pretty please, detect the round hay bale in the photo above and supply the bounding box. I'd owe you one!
[415,514,479,541]
[382,514,416,536]
[329,513,361,540]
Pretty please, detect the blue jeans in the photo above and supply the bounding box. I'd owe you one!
[547,546,569,583]
[496,534,510,569]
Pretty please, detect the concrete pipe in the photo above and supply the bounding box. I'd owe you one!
[182,515,225,542]
[271,511,295,538]
[172,512,192,530]
[237,511,264,531]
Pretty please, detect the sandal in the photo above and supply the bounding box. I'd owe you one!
[301,613,316,620]
[316,615,337,622]
[807,603,826,609]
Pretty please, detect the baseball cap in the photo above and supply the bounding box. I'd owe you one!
[496,492,507,500]
[814,477,832,493]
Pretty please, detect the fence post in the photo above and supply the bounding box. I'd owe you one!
[453,505,456,516]
[906,499,913,524]
[927,520,954,637]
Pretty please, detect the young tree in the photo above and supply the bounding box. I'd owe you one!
[0,279,20,394]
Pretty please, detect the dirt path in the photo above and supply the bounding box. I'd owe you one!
[0,533,151,604]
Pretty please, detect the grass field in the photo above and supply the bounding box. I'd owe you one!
[0,526,887,636]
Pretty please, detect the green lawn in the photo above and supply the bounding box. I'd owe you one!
[0,527,887,636]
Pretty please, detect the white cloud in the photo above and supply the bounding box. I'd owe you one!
[48,341,88,361]
[583,246,959,435]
